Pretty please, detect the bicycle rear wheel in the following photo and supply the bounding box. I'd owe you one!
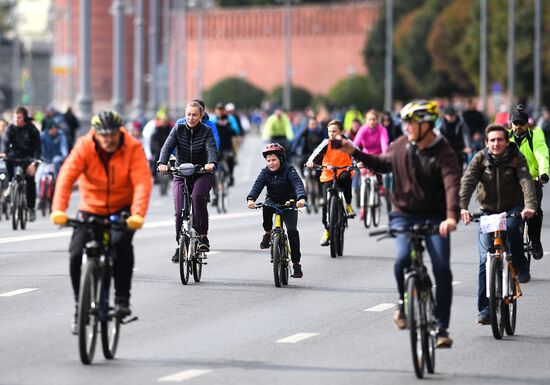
[272,233,283,287]
[78,260,101,365]
[424,286,436,374]
[489,257,504,339]
[100,273,120,359]
[406,276,425,379]
[179,236,191,285]
[363,181,372,228]
[503,266,517,336]
[329,196,340,258]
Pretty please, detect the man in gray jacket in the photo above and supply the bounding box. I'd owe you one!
[459,124,536,325]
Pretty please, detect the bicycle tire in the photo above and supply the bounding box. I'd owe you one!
[305,179,313,214]
[100,273,120,359]
[329,196,339,258]
[19,199,27,230]
[192,251,203,283]
[78,260,100,365]
[3,200,9,220]
[281,239,289,286]
[503,265,517,336]
[489,257,504,339]
[179,236,191,285]
[11,187,19,230]
[363,181,372,228]
[372,186,381,227]
[272,233,282,287]
[407,276,425,378]
[424,285,436,374]
[336,205,345,256]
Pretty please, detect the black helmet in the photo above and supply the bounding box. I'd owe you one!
[91,110,123,134]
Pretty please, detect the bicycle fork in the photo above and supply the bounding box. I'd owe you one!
[485,252,522,303]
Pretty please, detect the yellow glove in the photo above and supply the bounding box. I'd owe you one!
[126,214,144,230]
[50,210,68,226]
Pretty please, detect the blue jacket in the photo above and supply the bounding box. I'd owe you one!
[247,162,306,204]
[40,130,68,163]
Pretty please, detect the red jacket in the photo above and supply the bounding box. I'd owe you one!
[52,128,152,217]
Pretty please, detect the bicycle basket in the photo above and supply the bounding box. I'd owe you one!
[479,213,507,234]
[178,163,196,176]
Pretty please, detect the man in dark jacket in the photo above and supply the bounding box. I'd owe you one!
[459,124,536,324]
[439,106,472,173]
[336,100,460,349]
[0,106,42,221]
[246,143,306,277]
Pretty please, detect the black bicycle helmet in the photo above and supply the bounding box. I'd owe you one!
[91,110,123,134]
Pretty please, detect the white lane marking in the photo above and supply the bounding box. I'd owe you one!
[0,230,72,244]
[0,288,38,297]
[206,251,220,255]
[365,303,395,312]
[452,281,461,286]
[158,369,211,382]
[0,211,259,245]
[276,333,318,344]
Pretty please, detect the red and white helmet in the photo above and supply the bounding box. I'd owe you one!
[262,143,286,159]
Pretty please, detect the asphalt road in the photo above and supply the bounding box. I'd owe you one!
[1,134,549,385]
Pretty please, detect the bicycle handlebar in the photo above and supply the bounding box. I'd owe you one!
[469,212,522,222]
[163,163,209,178]
[304,164,357,172]
[64,213,128,230]
[254,200,305,211]
[369,223,440,239]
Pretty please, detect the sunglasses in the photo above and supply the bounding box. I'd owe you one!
[512,120,527,126]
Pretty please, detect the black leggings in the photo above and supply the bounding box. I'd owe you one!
[321,172,352,230]
[69,211,135,302]
[262,205,301,263]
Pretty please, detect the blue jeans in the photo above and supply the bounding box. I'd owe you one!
[476,207,527,315]
[390,212,453,329]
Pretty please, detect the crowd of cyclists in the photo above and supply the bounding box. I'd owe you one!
[0,95,548,357]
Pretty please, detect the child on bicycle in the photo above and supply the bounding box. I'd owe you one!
[246,143,307,278]
[305,119,355,246]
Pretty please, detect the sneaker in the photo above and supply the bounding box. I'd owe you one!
[436,328,453,348]
[477,312,490,325]
[359,208,365,220]
[114,297,131,318]
[346,204,356,218]
[198,235,210,252]
[533,241,544,260]
[320,229,329,246]
[260,233,271,249]
[228,175,234,187]
[517,269,531,283]
[171,248,179,263]
[393,301,406,330]
[28,209,36,222]
[291,263,303,278]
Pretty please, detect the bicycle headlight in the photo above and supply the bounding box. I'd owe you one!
[0,173,5,181]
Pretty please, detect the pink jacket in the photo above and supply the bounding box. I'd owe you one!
[353,123,389,155]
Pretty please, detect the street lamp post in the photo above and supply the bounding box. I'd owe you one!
[479,0,487,114]
[282,0,292,111]
[76,0,93,125]
[533,0,541,118]
[147,0,159,116]
[384,0,393,112]
[506,0,515,111]
[131,0,145,119]
[111,0,126,115]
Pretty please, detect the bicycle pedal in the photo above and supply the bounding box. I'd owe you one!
[121,316,138,324]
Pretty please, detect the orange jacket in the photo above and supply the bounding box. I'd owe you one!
[52,128,152,217]
[307,139,354,182]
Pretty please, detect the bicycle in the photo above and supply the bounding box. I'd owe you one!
[314,165,356,258]
[64,214,138,365]
[38,162,56,217]
[5,157,36,231]
[471,212,522,340]
[360,169,382,228]
[253,200,300,287]
[371,223,439,379]
[165,163,208,285]
[0,159,9,221]
[212,158,229,214]
[303,167,320,214]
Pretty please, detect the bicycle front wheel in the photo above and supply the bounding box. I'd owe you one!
[406,276,425,379]
[329,196,340,258]
[372,187,381,227]
[192,251,203,283]
[272,233,283,287]
[179,236,191,285]
[489,257,504,339]
[424,286,436,374]
[78,260,101,365]
[363,181,372,228]
[11,187,19,230]
[100,273,120,359]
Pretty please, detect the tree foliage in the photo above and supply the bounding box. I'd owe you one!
[268,85,313,111]
[203,77,265,109]
[327,74,377,112]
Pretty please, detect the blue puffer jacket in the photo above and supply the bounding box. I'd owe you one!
[247,162,306,204]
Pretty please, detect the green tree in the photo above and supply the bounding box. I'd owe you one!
[363,0,424,103]
[203,77,265,109]
[327,74,378,112]
[268,85,312,111]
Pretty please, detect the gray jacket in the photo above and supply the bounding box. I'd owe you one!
[459,146,536,212]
